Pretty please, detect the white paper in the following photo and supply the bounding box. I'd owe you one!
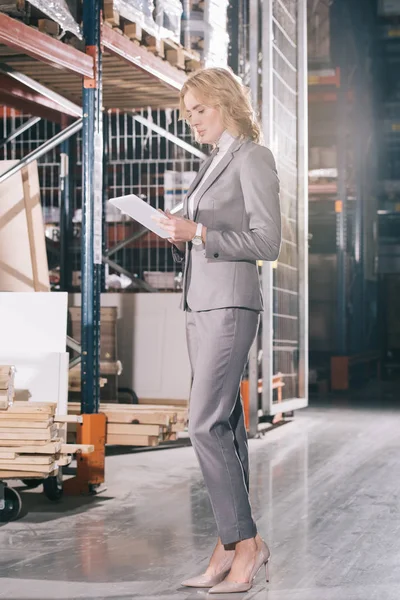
[108,194,170,239]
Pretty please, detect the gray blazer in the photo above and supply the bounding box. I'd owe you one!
[172,137,281,312]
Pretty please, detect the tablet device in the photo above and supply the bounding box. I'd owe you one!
[108,194,170,239]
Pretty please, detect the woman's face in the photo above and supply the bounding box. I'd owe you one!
[184,89,224,145]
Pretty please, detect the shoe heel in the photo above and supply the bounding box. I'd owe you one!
[265,561,270,583]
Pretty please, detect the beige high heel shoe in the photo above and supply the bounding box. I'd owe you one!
[181,567,232,588]
[208,541,270,594]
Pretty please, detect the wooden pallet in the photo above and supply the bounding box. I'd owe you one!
[103,3,202,73]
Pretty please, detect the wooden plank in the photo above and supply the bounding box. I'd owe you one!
[7,402,56,414]
[0,455,53,465]
[124,22,142,42]
[54,415,83,424]
[0,424,57,441]
[0,418,52,429]
[107,423,163,437]
[60,443,94,454]
[0,411,54,421]
[0,468,58,479]
[104,411,172,426]
[11,441,62,454]
[0,462,56,473]
[0,366,12,377]
[107,434,159,447]
[171,423,186,433]
[38,19,60,37]
[0,451,16,459]
[0,397,8,410]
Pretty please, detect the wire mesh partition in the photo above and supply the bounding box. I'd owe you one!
[105,109,201,284]
[0,108,202,288]
[250,0,308,418]
[271,0,301,401]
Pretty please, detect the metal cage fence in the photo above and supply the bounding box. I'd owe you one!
[271,0,300,401]
[0,107,202,284]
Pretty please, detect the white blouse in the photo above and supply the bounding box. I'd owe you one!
[188,130,238,220]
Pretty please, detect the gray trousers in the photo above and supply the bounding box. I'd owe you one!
[186,307,259,545]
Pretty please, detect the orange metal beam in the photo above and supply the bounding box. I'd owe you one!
[0,73,77,121]
[0,13,94,78]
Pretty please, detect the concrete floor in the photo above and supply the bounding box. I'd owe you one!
[1,386,400,599]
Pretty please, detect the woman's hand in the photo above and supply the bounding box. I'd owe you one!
[153,209,197,243]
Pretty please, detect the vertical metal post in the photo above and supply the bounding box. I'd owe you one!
[81,0,103,414]
[102,111,108,292]
[227,0,240,74]
[261,0,274,415]
[60,135,73,291]
[181,0,191,50]
[336,61,348,356]
[353,65,364,354]
[248,0,260,436]
[249,0,259,108]
[297,0,308,399]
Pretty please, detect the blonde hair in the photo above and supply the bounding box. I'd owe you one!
[179,67,262,144]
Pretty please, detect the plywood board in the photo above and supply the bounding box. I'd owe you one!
[70,292,192,401]
[0,161,49,291]
[106,434,159,446]
[0,466,57,477]
[0,455,53,465]
[61,443,94,454]
[0,439,60,448]
[107,423,162,436]
[2,441,62,454]
[0,419,52,428]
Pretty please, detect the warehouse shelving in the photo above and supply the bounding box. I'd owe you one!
[308,0,380,390]
[0,0,194,491]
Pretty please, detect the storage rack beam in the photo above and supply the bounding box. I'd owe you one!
[0,74,72,123]
[0,116,40,149]
[0,12,94,78]
[0,118,83,185]
[133,115,206,158]
[0,63,82,118]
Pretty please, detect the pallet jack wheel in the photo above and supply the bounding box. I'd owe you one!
[43,469,63,502]
[0,486,22,522]
[22,479,43,489]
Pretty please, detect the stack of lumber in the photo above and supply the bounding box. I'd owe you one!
[68,402,188,447]
[0,401,93,479]
[0,365,16,410]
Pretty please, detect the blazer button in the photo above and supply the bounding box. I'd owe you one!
[214,253,219,258]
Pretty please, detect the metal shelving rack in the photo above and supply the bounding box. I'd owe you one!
[308,0,379,390]
[0,2,189,487]
[232,0,309,434]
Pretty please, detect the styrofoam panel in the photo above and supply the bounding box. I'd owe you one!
[0,352,69,414]
[71,292,192,400]
[0,292,68,353]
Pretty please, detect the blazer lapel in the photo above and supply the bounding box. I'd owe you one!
[193,138,244,220]
[183,149,218,218]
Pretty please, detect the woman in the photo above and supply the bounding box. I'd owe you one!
[155,67,281,594]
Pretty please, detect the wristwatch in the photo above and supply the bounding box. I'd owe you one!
[192,222,203,246]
